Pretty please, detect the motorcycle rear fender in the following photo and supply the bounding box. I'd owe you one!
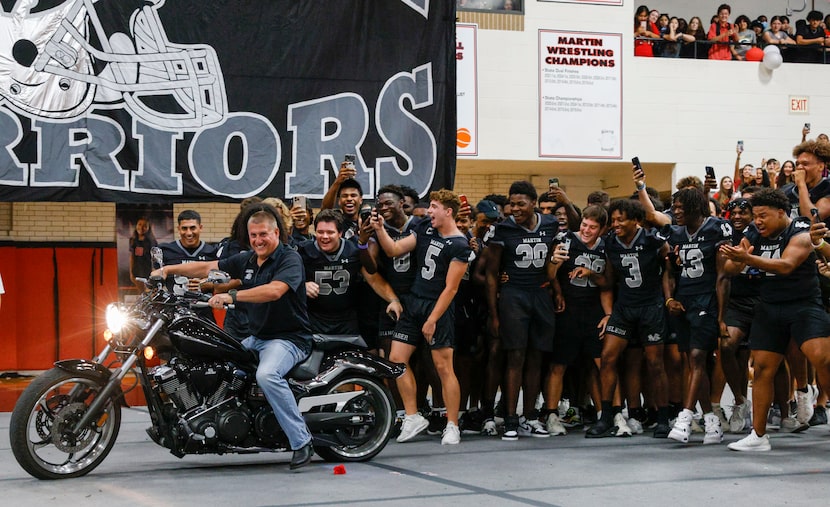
[330,350,405,379]
[54,359,112,383]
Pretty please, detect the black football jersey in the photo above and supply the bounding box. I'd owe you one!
[490,213,558,289]
[605,227,666,306]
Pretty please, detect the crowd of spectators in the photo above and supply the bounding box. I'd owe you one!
[457,0,521,12]
[635,3,830,63]
[707,126,830,219]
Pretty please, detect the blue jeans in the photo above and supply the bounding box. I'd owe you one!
[242,336,311,450]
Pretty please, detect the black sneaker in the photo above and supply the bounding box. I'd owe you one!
[460,409,484,434]
[427,411,447,436]
[653,422,671,438]
[809,406,827,426]
[582,405,598,425]
[502,415,520,441]
[585,419,617,438]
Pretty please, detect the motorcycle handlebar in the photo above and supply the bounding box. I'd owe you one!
[191,301,236,310]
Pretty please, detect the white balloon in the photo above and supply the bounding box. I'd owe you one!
[763,44,781,55]
[763,51,783,70]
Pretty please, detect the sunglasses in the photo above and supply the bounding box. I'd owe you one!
[725,200,751,211]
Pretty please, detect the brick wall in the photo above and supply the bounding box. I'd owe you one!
[0,202,240,243]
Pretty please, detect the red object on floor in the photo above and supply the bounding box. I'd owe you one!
[333,464,346,475]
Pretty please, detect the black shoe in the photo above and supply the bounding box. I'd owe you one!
[582,405,598,425]
[809,406,828,426]
[289,442,314,471]
[427,411,448,436]
[653,422,671,438]
[460,409,484,435]
[585,419,617,438]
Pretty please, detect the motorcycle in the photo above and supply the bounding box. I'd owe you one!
[9,271,404,479]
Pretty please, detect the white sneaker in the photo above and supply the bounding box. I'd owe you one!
[728,429,771,452]
[627,417,644,435]
[546,413,567,436]
[669,409,693,443]
[796,389,815,424]
[779,417,809,433]
[558,398,570,418]
[613,413,632,437]
[703,412,723,444]
[396,413,429,443]
[441,421,461,445]
[729,400,752,434]
[518,416,550,438]
[481,418,498,436]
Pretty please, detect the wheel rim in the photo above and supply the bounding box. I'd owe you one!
[323,377,393,459]
[24,377,118,476]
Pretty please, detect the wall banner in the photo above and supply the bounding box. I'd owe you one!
[0,0,456,203]
[456,23,478,156]
[538,29,622,159]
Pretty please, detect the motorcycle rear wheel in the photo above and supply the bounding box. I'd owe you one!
[313,374,394,462]
[9,368,121,480]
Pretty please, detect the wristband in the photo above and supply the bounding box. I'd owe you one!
[665,297,675,307]
[390,298,400,303]
[228,289,238,304]
[357,242,369,250]
[636,182,646,191]
[814,239,827,250]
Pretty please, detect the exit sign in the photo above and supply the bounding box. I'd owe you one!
[790,96,809,114]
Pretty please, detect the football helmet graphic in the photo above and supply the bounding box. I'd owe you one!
[0,0,227,129]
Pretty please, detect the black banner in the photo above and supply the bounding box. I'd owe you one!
[0,0,456,203]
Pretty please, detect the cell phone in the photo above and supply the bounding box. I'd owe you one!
[811,208,820,222]
[344,154,356,169]
[632,157,644,176]
[640,20,647,30]
[805,123,811,132]
[705,166,716,180]
[293,195,307,210]
[359,205,373,223]
[737,140,744,152]
[459,194,469,207]
[548,177,560,188]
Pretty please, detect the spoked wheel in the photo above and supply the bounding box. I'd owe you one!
[313,374,395,462]
[9,368,121,480]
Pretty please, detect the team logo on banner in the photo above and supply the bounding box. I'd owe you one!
[0,0,455,202]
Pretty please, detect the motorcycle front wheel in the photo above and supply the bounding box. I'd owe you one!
[313,374,394,462]
[9,368,121,480]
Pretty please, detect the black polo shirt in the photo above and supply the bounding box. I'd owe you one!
[218,243,313,355]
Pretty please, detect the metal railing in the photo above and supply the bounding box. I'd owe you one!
[634,37,830,63]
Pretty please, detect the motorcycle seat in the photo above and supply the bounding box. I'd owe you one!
[310,334,367,350]
[287,334,366,380]
[288,349,323,381]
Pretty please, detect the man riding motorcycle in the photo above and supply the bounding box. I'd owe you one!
[151,204,314,470]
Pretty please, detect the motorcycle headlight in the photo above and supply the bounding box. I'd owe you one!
[105,304,128,334]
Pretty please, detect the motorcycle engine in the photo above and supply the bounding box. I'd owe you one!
[150,358,252,446]
[151,357,246,413]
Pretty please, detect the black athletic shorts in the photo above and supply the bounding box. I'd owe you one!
[724,296,759,336]
[605,301,665,347]
[392,293,455,349]
[672,293,719,353]
[551,303,604,364]
[750,298,830,354]
[497,286,556,352]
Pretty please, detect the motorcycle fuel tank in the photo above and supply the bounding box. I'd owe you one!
[168,315,257,366]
